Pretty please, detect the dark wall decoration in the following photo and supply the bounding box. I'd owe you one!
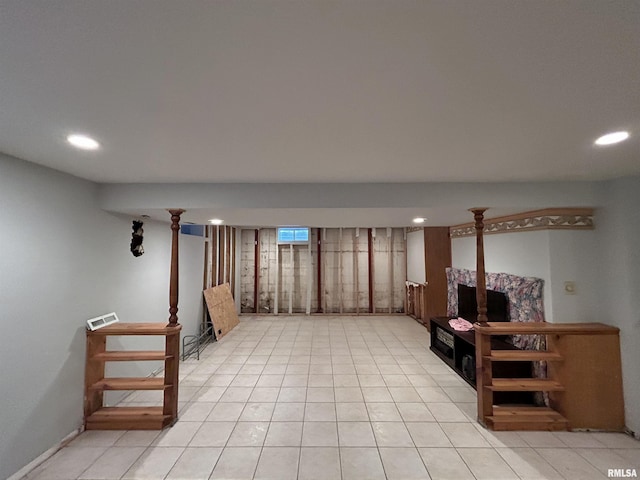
[130,220,144,257]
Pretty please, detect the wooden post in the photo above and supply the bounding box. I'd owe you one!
[167,209,185,326]
[317,228,323,313]
[368,228,374,313]
[254,229,260,313]
[470,208,488,323]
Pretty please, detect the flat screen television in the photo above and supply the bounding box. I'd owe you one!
[457,284,510,323]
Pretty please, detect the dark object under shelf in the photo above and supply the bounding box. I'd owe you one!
[429,316,533,404]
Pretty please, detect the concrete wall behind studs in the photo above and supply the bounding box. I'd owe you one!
[240,229,256,312]
[240,226,406,315]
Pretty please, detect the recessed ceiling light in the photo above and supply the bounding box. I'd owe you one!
[413,217,426,224]
[594,131,630,146]
[209,218,224,225]
[67,133,100,150]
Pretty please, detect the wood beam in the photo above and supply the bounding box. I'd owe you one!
[167,209,185,326]
[471,208,488,324]
[254,229,260,313]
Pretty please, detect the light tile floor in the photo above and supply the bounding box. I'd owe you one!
[23,315,639,480]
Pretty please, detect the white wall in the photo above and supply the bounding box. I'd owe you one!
[452,230,553,320]
[451,228,600,324]
[547,230,600,323]
[0,154,203,479]
[406,229,425,284]
[595,175,640,436]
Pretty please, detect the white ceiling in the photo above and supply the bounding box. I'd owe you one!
[1,1,638,226]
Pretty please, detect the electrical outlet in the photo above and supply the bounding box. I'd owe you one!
[564,281,577,295]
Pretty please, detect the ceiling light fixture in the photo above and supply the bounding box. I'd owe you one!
[209,218,224,225]
[412,217,426,224]
[594,131,630,146]
[67,133,100,150]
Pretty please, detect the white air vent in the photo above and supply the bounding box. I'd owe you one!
[86,312,119,331]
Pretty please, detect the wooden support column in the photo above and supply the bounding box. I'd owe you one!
[354,228,359,315]
[167,209,185,326]
[317,228,323,313]
[216,226,223,285]
[388,228,393,314]
[470,208,488,323]
[254,229,260,313]
[338,228,343,314]
[224,226,230,284]
[368,228,374,313]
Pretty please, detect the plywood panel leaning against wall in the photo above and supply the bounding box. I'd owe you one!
[203,283,240,338]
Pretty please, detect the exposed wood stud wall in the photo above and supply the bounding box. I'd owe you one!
[253,229,260,312]
[237,227,405,315]
[368,228,374,313]
[317,228,323,313]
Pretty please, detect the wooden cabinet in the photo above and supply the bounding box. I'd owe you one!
[84,323,181,430]
[475,322,625,432]
[423,228,451,319]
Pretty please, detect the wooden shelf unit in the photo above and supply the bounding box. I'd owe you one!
[84,322,182,430]
[475,321,624,432]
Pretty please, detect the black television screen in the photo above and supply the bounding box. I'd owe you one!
[457,284,510,323]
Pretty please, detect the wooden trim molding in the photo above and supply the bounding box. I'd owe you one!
[406,226,423,233]
[450,208,594,238]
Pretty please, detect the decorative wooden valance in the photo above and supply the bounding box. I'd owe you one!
[450,208,594,238]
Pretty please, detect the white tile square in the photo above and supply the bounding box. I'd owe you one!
[418,447,475,479]
[257,374,284,387]
[78,446,145,480]
[239,402,276,421]
[371,421,414,447]
[305,402,336,421]
[227,421,269,446]
[210,446,261,479]
[496,447,564,480]
[335,387,364,402]
[366,402,402,421]
[122,447,185,480]
[230,374,260,387]
[206,402,245,422]
[302,422,338,446]
[340,447,386,480]
[272,402,305,421]
[406,422,452,447]
[336,402,369,421]
[165,447,223,479]
[189,422,236,447]
[441,422,491,447]
[338,422,376,446]
[265,422,303,446]
[254,447,300,480]
[457,448,519,480]
[249,387,281,402]
[306,387,335,402]
[379,447,430,480]
[153,421,201,447]
[219,387,253,402]
[426,402,468,422]
[278,386,307,402]
[396,402,435,422]
[179,402,216,422]
[299,447,341,480]
[361,387,393,402]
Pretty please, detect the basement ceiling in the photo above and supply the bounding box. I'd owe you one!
[0,1,638,226]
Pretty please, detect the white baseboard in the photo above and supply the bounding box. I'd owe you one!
[7,427,83,480]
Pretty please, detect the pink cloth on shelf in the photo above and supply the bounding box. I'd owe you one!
[448,317,474,331]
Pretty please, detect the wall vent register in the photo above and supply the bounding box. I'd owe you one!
[86,312,119,331]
